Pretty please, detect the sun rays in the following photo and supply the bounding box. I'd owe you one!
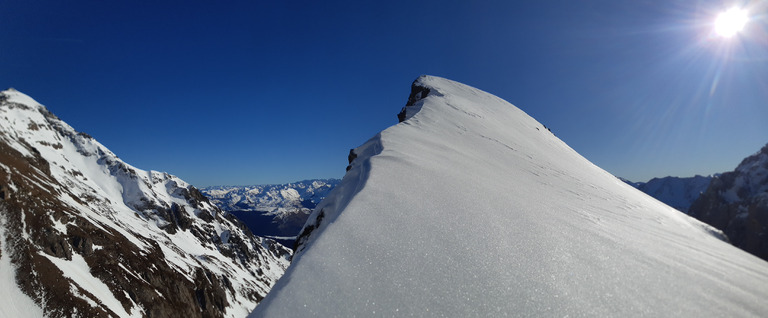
[714,7,749,38]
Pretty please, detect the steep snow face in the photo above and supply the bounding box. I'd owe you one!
[252,76,768,317]
[201,180,339,246]
[0,89,291,317]
[689,143,768,261]
[626,175,713,213]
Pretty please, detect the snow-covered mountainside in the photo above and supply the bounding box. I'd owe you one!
[623,175,713,213]
[252,76,768,317]
[0,89,290,318]
[201,180,339,246]
[689,143,768,261]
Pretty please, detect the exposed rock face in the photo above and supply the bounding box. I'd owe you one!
[689,143,768,261]
[0,89,291,317]
[397,78,431,123]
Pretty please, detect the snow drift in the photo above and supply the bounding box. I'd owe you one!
[252,76,768,317]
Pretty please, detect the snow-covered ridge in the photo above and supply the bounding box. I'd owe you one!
[253,76,768,317]
[0,89,291,317]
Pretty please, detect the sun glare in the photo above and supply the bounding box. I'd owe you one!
[714,7,748,38]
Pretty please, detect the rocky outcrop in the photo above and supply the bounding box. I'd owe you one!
[689,143,768,261]
[397,76,432,123]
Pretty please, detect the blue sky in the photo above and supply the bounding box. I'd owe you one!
[2,1,766,186]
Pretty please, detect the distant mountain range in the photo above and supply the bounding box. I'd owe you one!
[0,88,290,317]
[200,180,339,246]
[621,175,714,213]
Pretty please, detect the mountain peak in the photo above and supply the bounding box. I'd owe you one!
[1,88,42,109]
[736,142,768,174]
[253,77,768,317]
[0,91,291,317]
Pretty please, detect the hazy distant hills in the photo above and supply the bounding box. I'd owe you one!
[622,175,714,213]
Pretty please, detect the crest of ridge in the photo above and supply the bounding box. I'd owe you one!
[253,76,768,317]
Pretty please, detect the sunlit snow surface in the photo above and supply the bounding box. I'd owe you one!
[252,76,768,317]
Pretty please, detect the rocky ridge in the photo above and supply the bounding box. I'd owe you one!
[0,89,290,317]
[689,143,768,261]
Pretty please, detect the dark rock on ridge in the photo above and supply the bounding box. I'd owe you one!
[397,75,431,123]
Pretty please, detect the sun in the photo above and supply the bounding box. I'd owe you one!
[714,7,748,38]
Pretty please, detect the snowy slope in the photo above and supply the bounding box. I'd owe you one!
[689,143,768,261]
[201,180,339,245]
[252,76,768,317]
[625,175,713,213]
[0,89,290,318]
